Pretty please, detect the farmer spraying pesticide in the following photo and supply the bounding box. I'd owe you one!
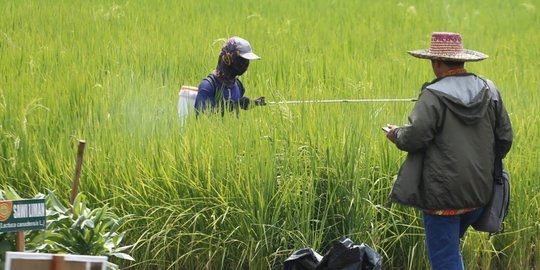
[194,37,266,117]
[178,37,417,123]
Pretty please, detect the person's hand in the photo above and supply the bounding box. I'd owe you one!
[385,124,399,144]
[238,97,250,110]
[254,96,266,106]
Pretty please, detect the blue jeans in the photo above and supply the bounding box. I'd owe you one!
[422,208,484,270]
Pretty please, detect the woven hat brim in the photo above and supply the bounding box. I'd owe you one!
[408,49,488,62]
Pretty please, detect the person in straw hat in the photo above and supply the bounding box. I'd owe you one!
[195,36,266,117]
[384,32,513,269]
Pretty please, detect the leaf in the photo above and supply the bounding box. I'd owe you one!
[72,193,86,217]
[108,252,135,261]
[113,232,125,246]
[111,244,133,253]
[106,261,120,270]
[82,219,95,229]
[33,192,46,199]
[47,234,76,253]
[91,207,108,233]
[6,186,22,200]
[46,189,68,213]
[73,215,86,229]
[104,239,114,251]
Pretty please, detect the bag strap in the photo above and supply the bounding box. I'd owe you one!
[483,79,509,236]
[236,78,245,96]
[482,78,504,184]
[203,74,225,102]
[203,74,227,115]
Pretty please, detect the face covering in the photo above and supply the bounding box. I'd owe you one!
[230,58,249,76]
[213,39,250,87]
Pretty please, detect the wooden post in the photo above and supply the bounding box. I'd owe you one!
[70,140,86,205]
[15,231,25,251]
[52,255,65,270]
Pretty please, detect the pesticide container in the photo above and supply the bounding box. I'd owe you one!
[178,85,198,125]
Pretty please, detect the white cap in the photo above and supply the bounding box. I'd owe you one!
[231,36,260,60]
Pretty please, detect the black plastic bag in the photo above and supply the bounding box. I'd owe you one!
[316,238,382,270]
[284,248,323,270]
[284,238,382,270]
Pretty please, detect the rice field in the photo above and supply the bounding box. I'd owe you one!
[1,0,539,269]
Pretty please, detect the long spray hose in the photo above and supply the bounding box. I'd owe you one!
[179,85,418,105]
[265,98,417,105]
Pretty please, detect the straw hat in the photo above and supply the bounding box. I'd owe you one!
[408,32,488,62]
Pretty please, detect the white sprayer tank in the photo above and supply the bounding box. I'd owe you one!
[178,85,198,125]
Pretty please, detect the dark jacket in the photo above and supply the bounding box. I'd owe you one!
[194,74,248,117]
[390,74,513,210]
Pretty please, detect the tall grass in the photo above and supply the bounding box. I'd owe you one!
[1,0,539,269]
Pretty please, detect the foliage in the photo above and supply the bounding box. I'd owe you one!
[0,188,134,270]
[35,190,135,269]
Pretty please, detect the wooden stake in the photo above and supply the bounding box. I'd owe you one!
[15,231,25,251]
[70,140,86,205]
[52,255,65,270]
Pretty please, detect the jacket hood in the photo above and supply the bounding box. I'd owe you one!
[425,74,491,125]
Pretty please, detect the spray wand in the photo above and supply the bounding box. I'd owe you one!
[260,97,417,105]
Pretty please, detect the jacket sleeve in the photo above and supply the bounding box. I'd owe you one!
[495,94,513,159]
[394,89,445,152]
[486,79,513,159]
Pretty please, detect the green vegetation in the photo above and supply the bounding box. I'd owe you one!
[0,188,133,270]
[1,0,539,269]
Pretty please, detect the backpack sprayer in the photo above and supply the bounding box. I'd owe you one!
[178,85,417,122]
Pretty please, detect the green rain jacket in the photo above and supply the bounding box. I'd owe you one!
[390,74,513,210]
